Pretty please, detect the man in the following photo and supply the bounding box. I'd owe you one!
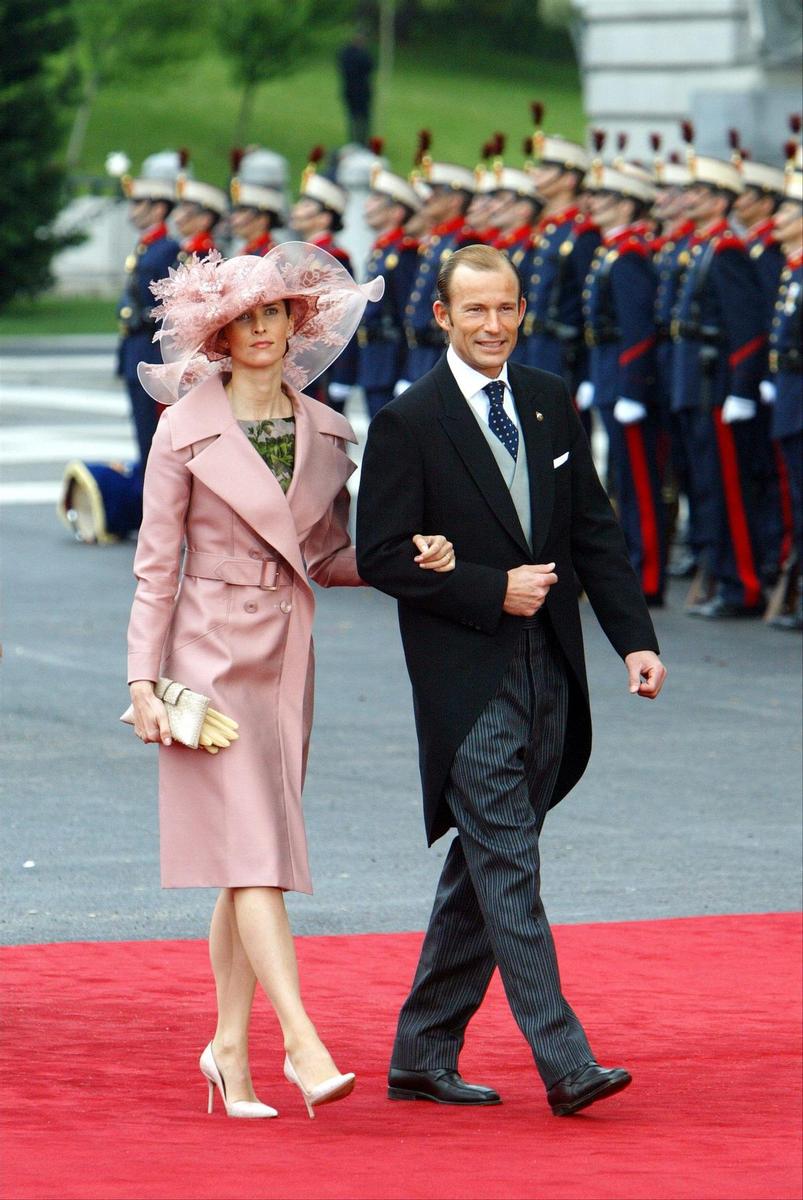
[117,169,180,471]
[229,147,286,256]
[671,154,774,617]
[651,150,697,576]
[58,164,179,544]
[356,245,666,1116]
[291,150,356,412]
[173,176,227,260]
[358,159,422,417]
[519,123,598,400]
[399,159,474,388]
[491,164,544,264]
[765,161,803,629]
[582,161,665,604]
[337,29,373,145]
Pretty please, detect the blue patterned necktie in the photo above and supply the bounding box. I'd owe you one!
[484,380,518,460]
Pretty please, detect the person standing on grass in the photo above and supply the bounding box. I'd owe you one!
[357,244,666,1116]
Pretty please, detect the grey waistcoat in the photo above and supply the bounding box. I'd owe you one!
[471,404,532,551]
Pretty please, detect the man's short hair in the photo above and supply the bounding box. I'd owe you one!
[436,244,523,308]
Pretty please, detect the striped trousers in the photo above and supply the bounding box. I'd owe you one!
[391,621,594,1089]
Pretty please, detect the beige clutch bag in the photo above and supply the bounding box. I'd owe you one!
[120,678,238,753]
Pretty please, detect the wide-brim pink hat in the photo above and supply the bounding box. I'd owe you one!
[137,242,384,405]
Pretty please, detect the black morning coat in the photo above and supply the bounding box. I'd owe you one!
[356,353,660,846]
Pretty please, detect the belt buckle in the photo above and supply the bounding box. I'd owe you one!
[259,559,279,590]
[769,349,779,373]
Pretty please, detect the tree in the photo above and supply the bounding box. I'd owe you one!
[66,0,203,170]
[214,0,346,145]
[0,0,78,309]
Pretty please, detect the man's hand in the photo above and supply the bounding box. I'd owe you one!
[624,651,666,699]
[413,534,455,572]
[503,563,558,616]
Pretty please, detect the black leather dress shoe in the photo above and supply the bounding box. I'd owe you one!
[388,1068,501,1105]
[547,1062,632,1116]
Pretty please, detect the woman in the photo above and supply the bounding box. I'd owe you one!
[127,243,455,1119]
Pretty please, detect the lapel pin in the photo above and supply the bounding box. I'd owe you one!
[536,411,544,422]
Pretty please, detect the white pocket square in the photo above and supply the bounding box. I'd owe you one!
[553,452,569,469]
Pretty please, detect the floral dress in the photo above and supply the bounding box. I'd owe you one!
[239,417,295,492]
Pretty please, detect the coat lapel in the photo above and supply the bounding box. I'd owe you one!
[285,386,357,542]
[165,377,290,578]
[508,362,555,558]
[435,357,532,559]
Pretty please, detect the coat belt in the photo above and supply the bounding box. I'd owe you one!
[183,551,284,590]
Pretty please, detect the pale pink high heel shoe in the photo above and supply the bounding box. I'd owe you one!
[283,1054,355,1119]
[200,1043,278,1118]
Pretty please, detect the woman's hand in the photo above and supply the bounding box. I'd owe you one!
[129,680,172,746]
[412,534,455,573]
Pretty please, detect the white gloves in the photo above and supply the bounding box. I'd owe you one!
[759,380,777,405]
[327,382,351,404]
[721,395,757,424]
[613,398,647,425]
[576,381,595,411]
[393,379,411,398]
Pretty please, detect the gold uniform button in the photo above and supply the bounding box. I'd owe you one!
[545,223,556,234]
[411,291,421,302]
[420,262,430,273]
[120,305,133,319]
[385,253,398,269]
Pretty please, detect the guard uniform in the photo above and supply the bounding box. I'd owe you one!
[117,219,179,468]
[768,246,803,587]
[401,160,475,383]
[174,177,227,262]
[519,205,599,390]
[584,211,664,601]
[671,163,771,613]
[229,167,285,258]
[359,227,417,416]
[403,214,466,381]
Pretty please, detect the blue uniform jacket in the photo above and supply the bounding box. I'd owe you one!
[653,220,694,412]
[403,216,466,351]
[117,226,179,381]
[769,255,803,440]
[583,228,657,410]
[358,230,418,391]
[670,220,767,412]
[521,207,599,389]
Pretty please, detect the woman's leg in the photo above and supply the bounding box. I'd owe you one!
[208,888,260,1102]
[232,885,343,1089]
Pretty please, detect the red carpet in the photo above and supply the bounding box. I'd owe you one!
[2,913,801,1200]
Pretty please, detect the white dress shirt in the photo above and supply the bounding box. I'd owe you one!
[446,344,521,435]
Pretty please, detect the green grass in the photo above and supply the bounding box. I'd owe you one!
[0,296,117,337]
[80,44,583,188]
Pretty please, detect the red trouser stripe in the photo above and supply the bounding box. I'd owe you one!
[774,442,794,566]
[624,423,661,596]
[712,410,762,608]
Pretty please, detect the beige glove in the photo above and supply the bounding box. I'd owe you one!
[199,707,239,755]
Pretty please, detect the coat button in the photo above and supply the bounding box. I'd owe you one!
[249,549,261,559]
[279,600,292,614]
[244,601,257,613]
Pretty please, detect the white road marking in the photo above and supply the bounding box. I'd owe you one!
[0,481,62,504]
[0,386,127,415]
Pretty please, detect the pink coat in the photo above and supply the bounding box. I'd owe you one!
[127,376,362,891]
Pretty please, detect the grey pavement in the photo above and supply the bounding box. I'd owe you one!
[1,342,801,947]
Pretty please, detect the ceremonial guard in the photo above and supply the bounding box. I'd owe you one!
[173,175,227,260]
[519,106,598,399]
[583,160,665,603]
[671,148,773,617]
[290,147,356,411]
[765,160,803,629]
[357,146,422,417]
[229,148,285,257]
[490,154,544,264]
[733,141,787,315]
[59,158,180,542]
[651,141,696,571]
[399,142,474,387]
